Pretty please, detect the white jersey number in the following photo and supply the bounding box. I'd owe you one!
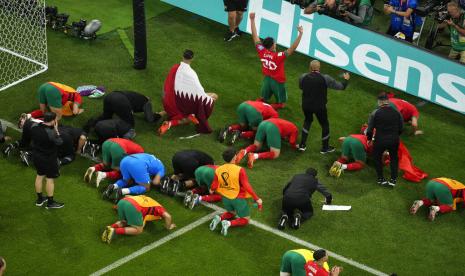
[260,59,277,71]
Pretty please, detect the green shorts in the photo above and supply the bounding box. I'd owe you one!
[425,180,453,205]
[37,83,62,108]
[237,102,263,128]
[280,251,307,276]
[255,121,281,149]
[222,197,250,218]
[117,199,143,227]
[102,140,126,169]
[261,76,287,103]
[342,137,366,162]
[194,166,215,189]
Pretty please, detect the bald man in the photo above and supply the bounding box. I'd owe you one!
[298,60,350,154]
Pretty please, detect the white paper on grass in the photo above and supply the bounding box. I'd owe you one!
[322,205,352,211]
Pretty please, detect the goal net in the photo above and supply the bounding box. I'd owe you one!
[0,0,48,92]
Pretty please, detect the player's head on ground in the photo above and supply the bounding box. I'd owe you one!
[43,112,57,126]
[262,37,276,51]
[222,147,237,163]
[377,92,389,106]
[306,167,317,177]
[310,60,321,72]
[183,49,194,63]
[313,249,328,263]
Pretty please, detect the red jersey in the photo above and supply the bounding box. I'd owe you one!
[246,100,279,120]
[110,138,144,154]
[389,98,419,121]
[349,134,372,153]
[305,261,329,276]
[60,90,82,105]
[266,118,298,148]
[210,167,259,200]
[256,43,287,83]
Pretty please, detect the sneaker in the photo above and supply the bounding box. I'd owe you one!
[103,184,115,199]
[84,167,95,183]
[377,178,388,186]
[187,114,199,125]
[170,180,180,196]
[278,214,288,230]
[329,161,340,177]
[410,200,423,215]
[18,113,30,129]
[95,171,106,188]
[234,27,242,37]
[218,127,228,143]
[105,226,115,244]
[35,197,48,207]
[428,206,439,221]
[81,140,91,155]
[221,220,231,236]
[90,144,100,158]
[160,177,170,194]
[228,130,241,145]
[113,189,123,204]
[189,194,200,210]
[247,153,255,169]
[46,201,65,209]
[224,31,235,42]
[209,215,221,231]
[235,149,247,165]
[292,212,302,229]
[388,179,396,187]
[101,227,109,243]
[19,151,31,166]
[320,146,336,154]
[334,163,344,178]
[297,144,307,152]
[184,190,193,207]
[158,121,171,136]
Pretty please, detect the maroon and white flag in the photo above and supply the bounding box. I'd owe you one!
[163,62,215,133]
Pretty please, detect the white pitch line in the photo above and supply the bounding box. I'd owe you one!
[89,212,218,276]
[0,118,21,132]
[201,202,389,276]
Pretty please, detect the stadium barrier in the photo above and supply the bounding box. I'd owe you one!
[162,0,465,115]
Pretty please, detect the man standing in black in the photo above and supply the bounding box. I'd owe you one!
[31,112,64,209]
[298,60,350,154]
[278,168,332,230]
[366,93,404,187]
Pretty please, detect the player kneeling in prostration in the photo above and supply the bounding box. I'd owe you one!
[101,195,175,244]
[34,82,84,121]
[84,138,144,187]
[235,118,298,168]
[218,100,279,145]
[103,153,165,202]
[161,150,214,196]
[305,249,343,276]
[209,148,263,236]
[280,249,331,276]
[410,177,465,221]
[183,165,222,210]
[329,134,373,178]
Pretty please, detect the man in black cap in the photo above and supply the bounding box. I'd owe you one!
[298,60,350,154]
[304,249,343,276]
[278,168,332,230]
[366,92,403,187]
[30,112,64,209]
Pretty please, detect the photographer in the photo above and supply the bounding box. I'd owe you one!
[384,0,418,42]
[440,2,465,63]
[340,0,374,26]
[304,0,339,16]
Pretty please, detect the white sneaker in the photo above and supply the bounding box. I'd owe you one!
[428,206,439,221]
[184,190,193,207]
[95,171,106,188]
[221,220,231,236]
[410,200,423,215]
[209,215,221,231]
[84,167,95,183]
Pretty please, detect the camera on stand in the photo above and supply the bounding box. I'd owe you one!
[44,6,101,40]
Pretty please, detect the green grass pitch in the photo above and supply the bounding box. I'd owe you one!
[0,1,464,275]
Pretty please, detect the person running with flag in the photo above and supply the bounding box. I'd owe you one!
[219,100,279,144]
[249,12,304,109]
[410,177,465,221]
[103,153,165,202]
[209,148,262,236]
[183,164,222,209]
[84,138,144,187]
[101,195,175,244]
[280,249,330,276]
[235,118,298,168]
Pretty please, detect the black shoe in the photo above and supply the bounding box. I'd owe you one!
[292,213,301,229]
[113,189,123,204]
[90,144,100,158]
[224,31,235,42]
[377,178,388,186]
[234,27,242,37]
[320,146,335,154]
[218,127,228,143]
[228,130,241,145]
[160,177,170,194]
[46,201,64,209]
[170,180,180,196]
[19,151,32,166]
[35,197,48,207]
[278,214,288,230]
[297,144,307,152]
[103,184,115,199]
[388,179,396,187]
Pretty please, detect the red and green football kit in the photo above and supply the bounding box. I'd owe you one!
[256,118,298,149]
[422,178,465,213]
[231,100,279,139]
[304,260,329,276]
[246,100,279,120]
[389,98,419,121]
[191,165,222,203]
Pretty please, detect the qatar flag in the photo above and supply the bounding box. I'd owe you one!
[163,62,215,133]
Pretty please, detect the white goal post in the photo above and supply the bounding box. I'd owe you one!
[0,0,48,92]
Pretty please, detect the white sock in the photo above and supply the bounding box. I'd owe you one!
[121,188,130,195]
[432,206,440,211]
[198,196,202,202]
[341,164,348,170]
[417,200,424,206]
[254,153,259,159]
